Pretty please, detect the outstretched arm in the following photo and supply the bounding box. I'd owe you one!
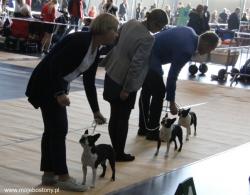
[166,53,191,114]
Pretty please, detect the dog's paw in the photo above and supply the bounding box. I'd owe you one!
[194,132,197,136]
[99,174,105,178]
[82,181,86,185]
[164,153,169,158]
[186,137,189,141]
[154,151,159,156]
[110,177,115,181]
[90,184,95,188]
[178,148,182,152]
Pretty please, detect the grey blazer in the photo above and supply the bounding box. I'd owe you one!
[101,19,155,93]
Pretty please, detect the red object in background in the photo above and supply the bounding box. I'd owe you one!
[41,3,56,22]
[11,19,29,39]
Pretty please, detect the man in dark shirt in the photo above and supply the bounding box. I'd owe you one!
[138,26,219,140]
[203,5,210,32]
[104,0,118,16]
[228,8,241,30]
[187,4,205,35]
[219,8,228,23]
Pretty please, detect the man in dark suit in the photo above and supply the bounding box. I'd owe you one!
[103,0,118,16]
[25,13,118,191]
[228,8,241,30]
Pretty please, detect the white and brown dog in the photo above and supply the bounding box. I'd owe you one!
[178,108,197,141]
[79,130,115,188]
[155,115,183,157]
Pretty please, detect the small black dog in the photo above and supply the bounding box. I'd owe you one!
[178,108,197,141]
[79,130,115,188]
[155,116,183,157]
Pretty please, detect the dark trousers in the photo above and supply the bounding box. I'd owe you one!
[139,70,165,131]
[108,101,132,157]
[40,99,68,175]
[104,74,136,156]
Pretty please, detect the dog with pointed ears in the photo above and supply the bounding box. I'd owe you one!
[155,114,183,157]
[178,108,197,141]
[79,130,115,188]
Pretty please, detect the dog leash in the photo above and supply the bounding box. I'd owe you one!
[91,121,98,134]
[139,96,165,131]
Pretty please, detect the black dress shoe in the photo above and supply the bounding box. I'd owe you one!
[137,128,148,136]
[116,153,135,162]
[146,130,159,141]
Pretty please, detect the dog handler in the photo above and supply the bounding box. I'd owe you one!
[138,27,219,140]
[25,13,119,191]
[101,9,168,162]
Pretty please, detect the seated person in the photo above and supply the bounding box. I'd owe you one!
[14,0,32,18]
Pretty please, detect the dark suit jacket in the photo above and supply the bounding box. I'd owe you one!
[228,12,240,30]
[26,31,100,111]
[187,11,204,35]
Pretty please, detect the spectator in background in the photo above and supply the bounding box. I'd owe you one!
[241,12,248,21]
[20,2,32,17]
[98,0,106,14]
[203,5,210,31]
[59,0,68,12]
[103,0,117,16]
[140,6,147,19]
[118,0,128,21]
[165,5,171,19]
[25,0,31,7]
[228,7,240,30]
[1,0,7,12]
[40,0,58,54]
[176,3,191,26]
[211,10,218,23]
[14,0,25,17]
[88,5,97,17]
[13,0,32,17]
[187,4,204,35]
[218,8,228,23]
[135,3,141,20]
[82,0,87,16]
[149,3,156,11]
[67,0,84,32]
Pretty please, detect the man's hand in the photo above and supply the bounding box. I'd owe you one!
[56,94,70,107]
[94,111,107,125]
[170,101,178,115]
[120,90,129,101]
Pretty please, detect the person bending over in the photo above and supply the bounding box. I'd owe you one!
[138,27,219,140]
[25,13,119,191]
[101,9,168,162]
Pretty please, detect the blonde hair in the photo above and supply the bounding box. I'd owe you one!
[90,13,119,35]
